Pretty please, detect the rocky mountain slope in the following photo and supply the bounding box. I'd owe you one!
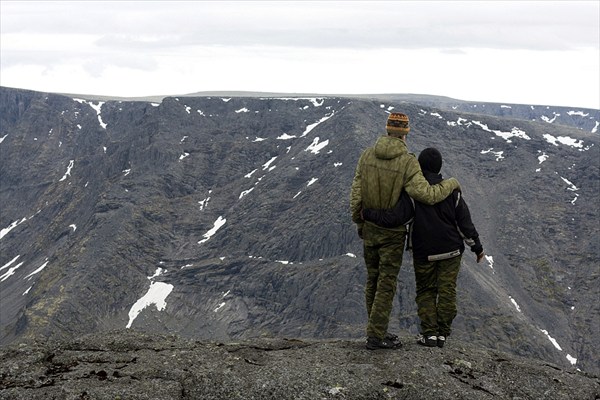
[1,330,598,400]
[0,86,598,376]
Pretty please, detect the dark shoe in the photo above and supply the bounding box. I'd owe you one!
[366,336,402,350]
[416,334,438,347]
[384,332,401,345]
[437,335,446,348]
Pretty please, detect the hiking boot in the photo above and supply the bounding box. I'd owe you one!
[366,336,402,350]
[384,332,401,345]
[437,335,446,348]
[416,334,438,347]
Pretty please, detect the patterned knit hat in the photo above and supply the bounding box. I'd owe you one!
[386,112,410,135]
[418,147,443,174]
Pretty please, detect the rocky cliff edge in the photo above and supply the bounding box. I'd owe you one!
[1,330,598,400]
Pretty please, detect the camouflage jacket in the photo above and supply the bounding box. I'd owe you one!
[350,135,459,230]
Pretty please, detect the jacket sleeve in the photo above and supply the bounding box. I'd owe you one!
[455,192,483,254]
[350,153,364,224]
[362,191,414,228]
[403,156,460,205]
[362,208,398,228]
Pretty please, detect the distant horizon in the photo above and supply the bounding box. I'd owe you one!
[2,85,598,110]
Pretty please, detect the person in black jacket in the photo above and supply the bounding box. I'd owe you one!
[362,147,484,348]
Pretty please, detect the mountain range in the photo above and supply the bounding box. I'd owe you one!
[0,86,598,375]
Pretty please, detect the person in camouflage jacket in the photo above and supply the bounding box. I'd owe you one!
[350,112,460,350]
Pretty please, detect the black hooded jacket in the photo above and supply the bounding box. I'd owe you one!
[410,171,482,261]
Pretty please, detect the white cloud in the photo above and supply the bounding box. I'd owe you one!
[3,2,597,50]
[1,1,598,108]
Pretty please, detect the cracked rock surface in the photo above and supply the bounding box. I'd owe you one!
[1,330,598,400]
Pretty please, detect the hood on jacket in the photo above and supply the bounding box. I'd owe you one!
[374,135,408,160]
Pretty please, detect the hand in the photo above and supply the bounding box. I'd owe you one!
[476,252,485,263]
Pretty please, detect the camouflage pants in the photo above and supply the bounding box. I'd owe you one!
[362,223,406,339]
[413,256,462,337]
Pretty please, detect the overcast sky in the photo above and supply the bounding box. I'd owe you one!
[1,1,599,109]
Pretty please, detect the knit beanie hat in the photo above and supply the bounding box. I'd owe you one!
[418,147,443,173]
[386,112,410,135]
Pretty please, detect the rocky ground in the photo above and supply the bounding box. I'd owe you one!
[1,330,598,400]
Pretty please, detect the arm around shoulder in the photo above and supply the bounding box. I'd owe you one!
[405,170,461,205]
[403,155,460,205]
